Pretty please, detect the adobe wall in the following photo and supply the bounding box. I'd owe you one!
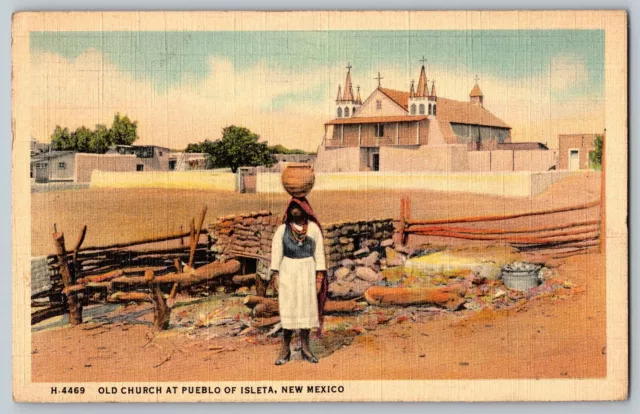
[558,134,597,170]
[75,153,139,183]
[314,146,362,173]
[379,144,469,172]
[468,150,557,172]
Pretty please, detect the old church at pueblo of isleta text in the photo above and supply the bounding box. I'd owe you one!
[314,63,554,173]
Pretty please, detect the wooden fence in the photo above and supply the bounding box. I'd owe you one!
[31,206,226,326]
[398,196,603,259]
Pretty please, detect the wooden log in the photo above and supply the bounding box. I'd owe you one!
[231,273,257,286]
[251,316,281,328]
[399,197,406,246]
[62,284,86,296]
[245,296,367,317]
[414,225,599,242]
[406,219,600,235]
[146,270,171,330]
[53,231,83,325]
[169,259,183,300]
[405,199,601,226]
[601,132,606,254]
[255,274,267,297]
[552,246,600,260]
[509,232,600,247]
[77,269,124,285]
[189,206,208,268]
[324,299,367,314]
[31,305,66,325]
[111,259,241,287]
[78,229,208,252]
[72,225,87,274]
[107,291,152,303]
[364,286,465,311]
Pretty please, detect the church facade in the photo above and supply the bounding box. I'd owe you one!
[314,65,553,173]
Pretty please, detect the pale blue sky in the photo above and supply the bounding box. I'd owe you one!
[29,30,605,149]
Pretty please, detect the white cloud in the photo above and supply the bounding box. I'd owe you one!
[30,50,603,151]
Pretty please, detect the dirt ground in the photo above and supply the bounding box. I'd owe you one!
[31,253,605,381]
[30,171,601,257]
[30,172,606,381]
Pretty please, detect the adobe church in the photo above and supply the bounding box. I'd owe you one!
[314,64,553,173]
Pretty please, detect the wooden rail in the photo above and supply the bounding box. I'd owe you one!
[398,194,603,257]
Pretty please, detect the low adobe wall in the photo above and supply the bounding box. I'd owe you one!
[209,211,394,279]
[256,170,591,198]
[379,144,469,172]
[75,153,139,183]
[468,150,557,172]
[90,170,237,191]
[257,171,534,197]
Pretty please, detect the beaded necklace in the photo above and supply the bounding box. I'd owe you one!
[289,222,308,246]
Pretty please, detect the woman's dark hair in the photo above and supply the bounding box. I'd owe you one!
[286,203,308,221]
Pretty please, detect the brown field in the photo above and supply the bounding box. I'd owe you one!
[30,172,606,381]
[31,172,601,256]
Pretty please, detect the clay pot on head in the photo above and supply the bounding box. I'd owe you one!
[281,163,315,198]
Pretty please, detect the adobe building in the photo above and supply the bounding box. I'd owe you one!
[558,133,601,170]
[315,64,553,173]
[31,144,174,183]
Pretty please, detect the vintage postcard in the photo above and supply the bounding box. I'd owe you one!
[12,11,627,402]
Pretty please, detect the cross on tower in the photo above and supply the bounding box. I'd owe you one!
[375,72,383,87]
[419,56,428,65]
[474,74,480,84]
[346,62,352,72]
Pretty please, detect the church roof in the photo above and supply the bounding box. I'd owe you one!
[378,88,410,110]
[437,97,510,129]
[377,87,509,129]
[416,65,428,97]
[469,84,483,97]
[326,115,428,125]
[343,70,354,101]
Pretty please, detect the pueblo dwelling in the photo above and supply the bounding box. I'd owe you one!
[314,64,556,173]
[558,133,600,171]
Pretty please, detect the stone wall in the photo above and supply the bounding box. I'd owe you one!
[208,211,395,280]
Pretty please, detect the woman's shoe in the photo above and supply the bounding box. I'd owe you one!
[275,351,291,366]
[301,350,318,364]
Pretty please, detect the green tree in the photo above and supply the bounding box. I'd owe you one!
[589,135,603,169]
[268,144,308,155]
[109,113,138,146]
[50,126,73,151]
[89,124,112,154]
[185,126,274,172]
[72,126,94,153]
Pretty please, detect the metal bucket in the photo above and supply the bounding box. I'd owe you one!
[501,262,542,291]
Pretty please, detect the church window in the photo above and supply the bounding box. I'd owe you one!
[428,104,432,115]
[375,124,385,137]
[337,107,342,118]
[353,107,356,115]
[433,105,436,116]
[344,107,350,117]
[376,100,382,110]
[419,104,425,115]
[410,104,416,115]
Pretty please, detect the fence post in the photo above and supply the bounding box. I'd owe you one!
[399,197,406,246]
[600,132,606,254]
[52,231,83,325]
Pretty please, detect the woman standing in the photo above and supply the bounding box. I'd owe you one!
[270,197,327,365]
